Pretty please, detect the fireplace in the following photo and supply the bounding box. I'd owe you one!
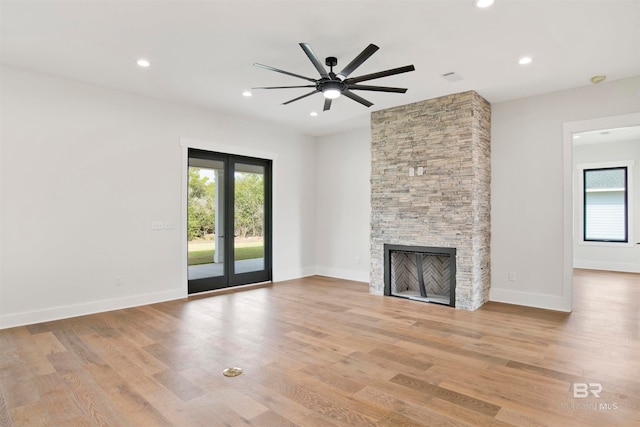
[370,91,491,310]
[384,244,456,307]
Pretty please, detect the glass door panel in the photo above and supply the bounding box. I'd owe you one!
[187,154,227,293]
[233,163,265,274]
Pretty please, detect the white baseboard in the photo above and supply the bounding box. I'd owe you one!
[315,266,369,283]
[272,266,317,282]
[490,288,571,312]
[0,289,185,330]
[573,259,640,273]
[2,266,323,329]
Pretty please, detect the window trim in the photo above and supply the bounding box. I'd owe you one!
[577,160,634,247]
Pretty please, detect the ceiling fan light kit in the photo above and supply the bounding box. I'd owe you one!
[322,81,343,99]
[253,43,415,111]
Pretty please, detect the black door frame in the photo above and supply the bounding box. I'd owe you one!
[187,148,272,294]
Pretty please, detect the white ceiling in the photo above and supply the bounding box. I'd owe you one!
[2,0,639,137]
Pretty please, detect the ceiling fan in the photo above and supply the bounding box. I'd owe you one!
[253,43,415,111]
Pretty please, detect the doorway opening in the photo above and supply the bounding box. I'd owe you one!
[563,113,640,311]
[187,149,272,294]
[571,125,638,273]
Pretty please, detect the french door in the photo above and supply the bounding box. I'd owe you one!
[187,149,272,294]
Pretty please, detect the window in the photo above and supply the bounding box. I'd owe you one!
[583,167,627,242]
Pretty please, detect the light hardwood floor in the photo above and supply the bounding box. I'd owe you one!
[1,270,638,426]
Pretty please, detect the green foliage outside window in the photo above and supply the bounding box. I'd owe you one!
[188,168,216,240]
[188,168,264,241]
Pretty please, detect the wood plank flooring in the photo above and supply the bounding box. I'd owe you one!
[1,270,638,426]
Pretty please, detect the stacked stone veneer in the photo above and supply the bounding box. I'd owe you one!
[370,91,491,310]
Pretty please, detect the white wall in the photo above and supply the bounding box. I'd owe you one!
[315,127,371,282]
[573,139,640,272]
[491,76,640,311]
[2,66,638,328]
[0,65,317,328]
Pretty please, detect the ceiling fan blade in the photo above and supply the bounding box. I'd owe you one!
[282,89,320,105]
[299,43,329,78]
[253,63,317,83]
[323,98,332,111]
[253,85,316,89]
[342,90,373,108]
[347,84,407,93]
[345,65,415,84]
[337,44,379,79]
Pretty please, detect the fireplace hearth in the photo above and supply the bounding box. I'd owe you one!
[384,244,456,307]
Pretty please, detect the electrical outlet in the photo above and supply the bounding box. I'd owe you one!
[115,275,124,286]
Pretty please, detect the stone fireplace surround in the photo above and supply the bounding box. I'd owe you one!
[370,91,491,310]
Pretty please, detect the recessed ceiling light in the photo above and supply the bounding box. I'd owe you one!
[475,0,494,8]
[310,112,318,117]
[518,56,532,65]
[573,135,581,139]
[242,91,252,97]
[590,75,606,84]
[137,59,150,68]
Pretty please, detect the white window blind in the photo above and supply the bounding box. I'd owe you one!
[583,167,627,242]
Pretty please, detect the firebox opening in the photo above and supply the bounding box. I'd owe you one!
[384,244,456,307]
